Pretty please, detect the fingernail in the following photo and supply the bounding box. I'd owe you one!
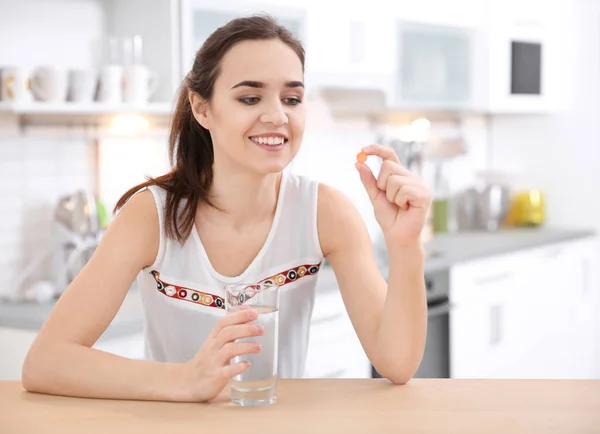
[255,325,264,334]
[248,309,257,318]
[255,343,262,351]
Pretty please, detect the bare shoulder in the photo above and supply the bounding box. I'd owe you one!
[102,188,160,269]
[114,188,158,224]
[317,183,371,259]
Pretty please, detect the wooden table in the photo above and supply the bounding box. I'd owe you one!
[1,379,599,433]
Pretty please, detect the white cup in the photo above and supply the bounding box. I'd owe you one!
[0,67,32,102]
[96,64,124,104]
[29,67,69,102]
[123,65,159,103]
[67,69,98,103]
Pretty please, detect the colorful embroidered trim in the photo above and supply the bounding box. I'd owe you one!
[228,262,323,306]
[149,262,321,310]
[259,262,321,287]
[150,270,225,309]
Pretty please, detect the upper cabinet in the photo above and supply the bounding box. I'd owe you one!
[306,0,561,116]
[180,0,308,77]
[390,21,475,111]
[1,0,563,128]
[474,0,561,114]
[303,4,395,93]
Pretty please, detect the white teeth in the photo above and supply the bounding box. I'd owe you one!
[251,136,285,146]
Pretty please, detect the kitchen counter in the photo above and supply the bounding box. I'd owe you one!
[1,227,595,334]
[0,289,143,339]
[1,379,599,433]
[375,226,596,273]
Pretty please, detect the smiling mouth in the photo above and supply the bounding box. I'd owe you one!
[249,136,288,146]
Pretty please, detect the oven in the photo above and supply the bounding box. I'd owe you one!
[372,268,451,379]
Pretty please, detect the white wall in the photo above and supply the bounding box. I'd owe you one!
[98,133,170,208]
[0,133,94,297]
[0,0,105,72]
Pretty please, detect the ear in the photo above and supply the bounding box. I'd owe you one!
[189,91,210,129]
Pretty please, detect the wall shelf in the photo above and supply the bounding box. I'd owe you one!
[0,101,174,129]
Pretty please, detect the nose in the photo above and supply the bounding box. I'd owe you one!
[259,99,288,126]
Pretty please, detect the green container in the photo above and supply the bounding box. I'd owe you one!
[432,199,449,233]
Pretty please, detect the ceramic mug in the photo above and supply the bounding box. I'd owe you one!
[123,65,159,103]
[67,69,98,103]
[96,64,124,104]
[30,67,69,102]
[0,67,31,102]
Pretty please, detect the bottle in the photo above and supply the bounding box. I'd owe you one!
[432,163,450,234]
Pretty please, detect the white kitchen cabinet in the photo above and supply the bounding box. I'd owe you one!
[507,238,599,380]
[0,326,144,381]
[102,0,182,104]
[474,0,561,114]
[180,0,308,77]
[303,4,395,95]
[303,267,372,379]
[389,21,476,111]
[560,239,599,379]
[450,250,527,378]
[0,328,38,381]
[450,236,600,380]
[389,0,486,30]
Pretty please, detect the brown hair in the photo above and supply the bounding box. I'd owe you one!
[114,14,305,244]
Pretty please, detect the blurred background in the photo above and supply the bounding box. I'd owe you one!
[0,0,599,382]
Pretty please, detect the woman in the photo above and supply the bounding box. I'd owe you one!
[22,15,431,402]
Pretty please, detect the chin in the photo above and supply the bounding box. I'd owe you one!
[256,159,292,174]
[252,151,297,175]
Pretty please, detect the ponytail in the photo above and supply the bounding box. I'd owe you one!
[114,81,217,244]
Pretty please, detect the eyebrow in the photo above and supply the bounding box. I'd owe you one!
[231,80,304,89]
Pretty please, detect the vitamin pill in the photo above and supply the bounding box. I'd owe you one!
[356,151,367,163]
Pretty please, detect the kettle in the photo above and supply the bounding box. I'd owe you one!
[52,190,102,293]
[455,182,511,231]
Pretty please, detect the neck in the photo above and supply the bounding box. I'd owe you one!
[201,164,283,230]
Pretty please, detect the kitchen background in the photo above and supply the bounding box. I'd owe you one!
[1,0,599,381]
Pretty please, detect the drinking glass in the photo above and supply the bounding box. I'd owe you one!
[224,281,279,406]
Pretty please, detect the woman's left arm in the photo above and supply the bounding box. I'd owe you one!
[318,144,431,384]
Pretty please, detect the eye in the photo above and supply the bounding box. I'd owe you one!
[283,97,302,106]
[239,97,260,105]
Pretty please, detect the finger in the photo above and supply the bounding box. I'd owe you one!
[377,160,413,191]
[220,342,262,364]
[395,185,430,210]
[210,309,257,338]
[215,323,264,347]
[355,162,380,202]
[385,175,408,205]
[221,361,251,379]
[362,144,400,164]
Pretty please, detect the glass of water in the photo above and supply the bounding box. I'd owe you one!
[224,281,279,406]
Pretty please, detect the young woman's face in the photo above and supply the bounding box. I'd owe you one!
[195,39,306,175]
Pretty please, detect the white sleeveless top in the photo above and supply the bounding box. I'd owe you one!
[135,170,324,378]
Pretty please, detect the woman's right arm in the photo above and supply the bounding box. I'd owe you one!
[21,190,194,401]
[23,189,262,402]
